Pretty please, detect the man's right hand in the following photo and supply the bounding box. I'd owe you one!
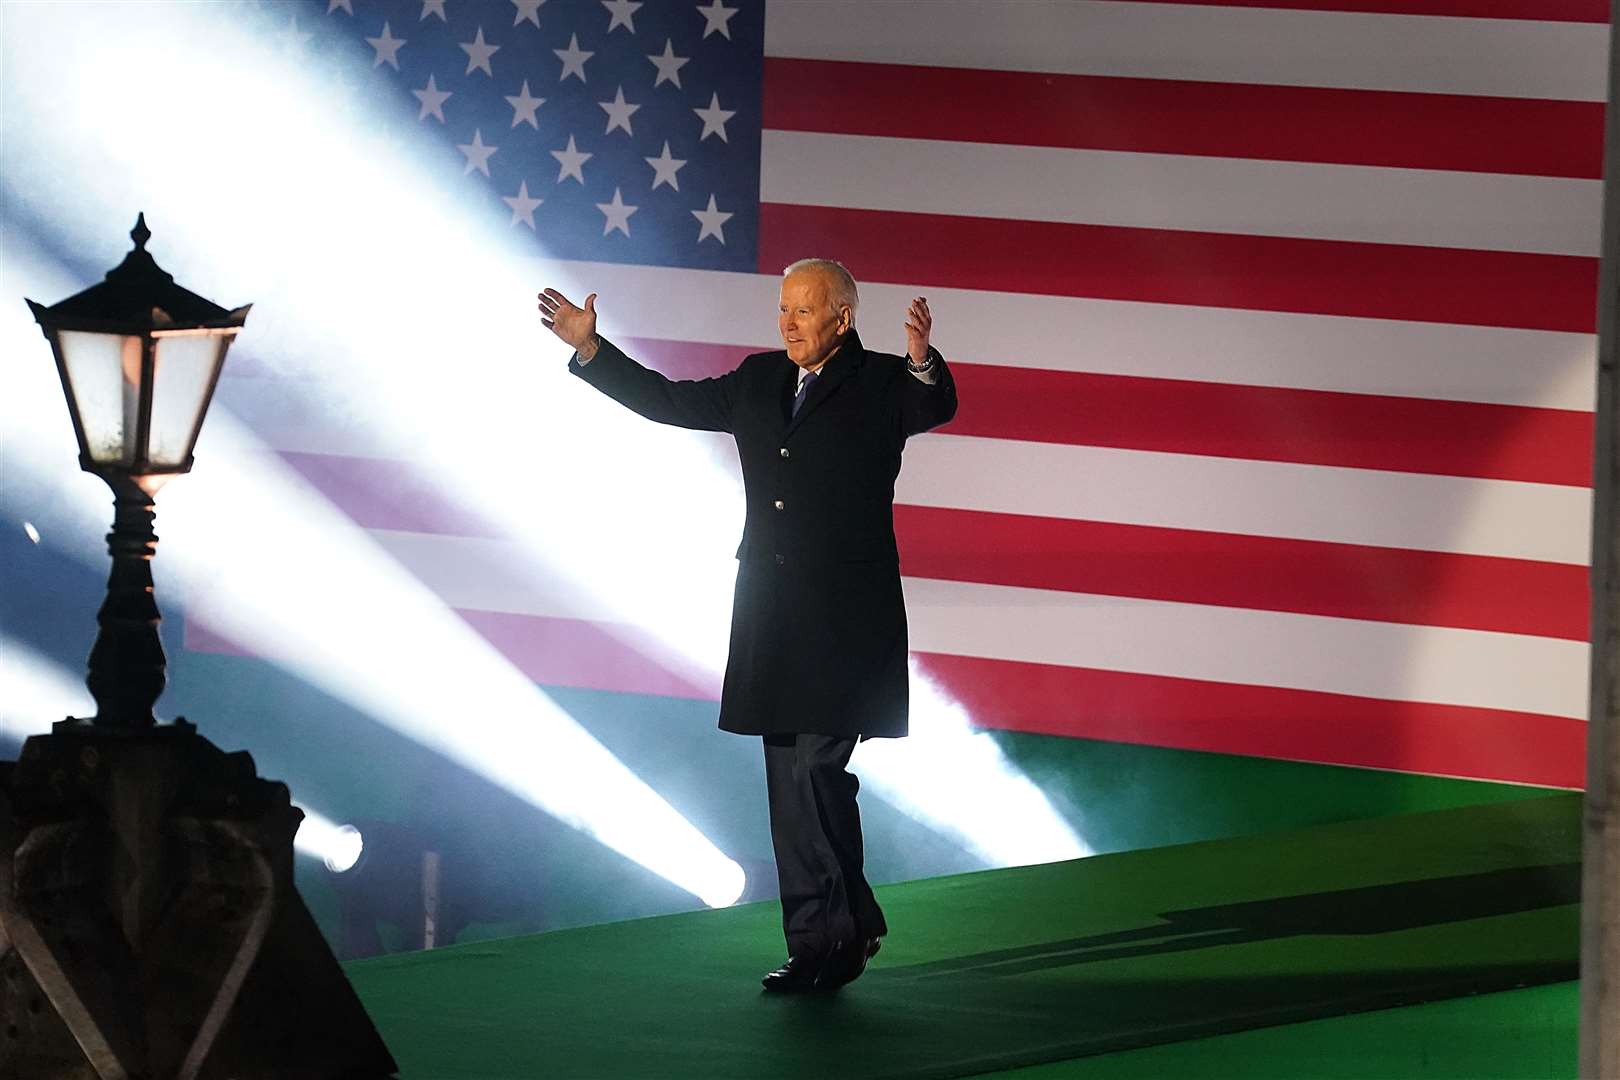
[538,288,599,361]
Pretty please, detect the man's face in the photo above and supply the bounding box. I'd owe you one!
[778,270,850,369]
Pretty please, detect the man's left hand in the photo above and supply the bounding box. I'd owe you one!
[904,296,932,365]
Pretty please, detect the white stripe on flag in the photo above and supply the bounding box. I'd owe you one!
[760,130,1603,257]
[900,433,1593,566]
[901,576,1590,721]
[763,1,1610,101]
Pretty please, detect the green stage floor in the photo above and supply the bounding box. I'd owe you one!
[976,980,1577,1079]
[344,795,1581,1080]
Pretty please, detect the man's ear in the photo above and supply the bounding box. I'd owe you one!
[837,305,852,334]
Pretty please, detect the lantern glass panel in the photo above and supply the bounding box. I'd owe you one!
[58,330,142,466]
[147,331,229,468]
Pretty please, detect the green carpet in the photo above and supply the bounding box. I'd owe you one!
[344,794,1580,1080]
[970,980,1578,1079]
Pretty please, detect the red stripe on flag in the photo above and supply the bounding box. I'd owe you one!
[758,204,1600,333]
[764,60,1604,178]
[1121,0,1609,22]
[915,651,1587,788]
[895,504,1589,641]
[272,450,1590,640]
[614,338,1596,488]
[945,363,1595,487]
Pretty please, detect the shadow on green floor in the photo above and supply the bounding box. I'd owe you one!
[346,794,1581,1080]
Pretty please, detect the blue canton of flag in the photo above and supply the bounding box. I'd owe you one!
[312,0,763,271]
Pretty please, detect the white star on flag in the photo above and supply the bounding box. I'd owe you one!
[596,187,638,236]
[420,0,447,21]
[551,134,592,184]
[366,21,405,69]
[694,93,735,142]
[696,0,737,39]
[327,0,353,15]
[512,0,544,28]
[503,181,544,229]
[647,40,688,89]
[506,80,545,128]
[692,194,733,243]
[599,86,640,136]
[645,141,686,191]
[412,74,451,122]
[460,27,500,77]
[602,0,642,33]
[555,33,593,83]
[457,129,498,176]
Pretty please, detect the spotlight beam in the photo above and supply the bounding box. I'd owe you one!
[0,636,93,740]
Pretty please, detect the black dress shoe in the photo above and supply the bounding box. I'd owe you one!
[814,936,882,991]
[761,953,823,993]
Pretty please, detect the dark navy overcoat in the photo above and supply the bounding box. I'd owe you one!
[569,328,957,739]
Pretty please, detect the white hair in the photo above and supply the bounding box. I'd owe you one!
[782,257,859,321]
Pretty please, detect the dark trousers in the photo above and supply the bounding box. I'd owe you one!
[762,733,888,958]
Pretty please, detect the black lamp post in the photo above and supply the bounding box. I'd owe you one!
[26,213,248,729]
[1,218,396,1079]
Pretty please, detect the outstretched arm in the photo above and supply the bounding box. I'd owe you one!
[539,287,736,433]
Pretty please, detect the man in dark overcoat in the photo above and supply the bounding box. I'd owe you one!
[538,258,957,992]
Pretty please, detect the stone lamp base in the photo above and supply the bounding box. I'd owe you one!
[0,719,397,1080]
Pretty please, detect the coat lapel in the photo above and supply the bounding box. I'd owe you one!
[782,330,864,440]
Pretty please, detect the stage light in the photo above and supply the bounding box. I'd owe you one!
[705,860,749,910]
[295,809,365,874]
[0,0,1084,871]
[316,819,459,957]
[22,522,40,544]
[328,825,364,874]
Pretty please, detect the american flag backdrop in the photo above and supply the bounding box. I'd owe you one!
[202,0,1608,789]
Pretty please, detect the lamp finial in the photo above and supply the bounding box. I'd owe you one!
[131,213,150,251]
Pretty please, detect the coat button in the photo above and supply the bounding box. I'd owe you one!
[773,499,785,510]
[780,448,790,458]
[775,554,785,565]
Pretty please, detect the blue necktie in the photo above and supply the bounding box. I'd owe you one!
[792,369,818,418]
